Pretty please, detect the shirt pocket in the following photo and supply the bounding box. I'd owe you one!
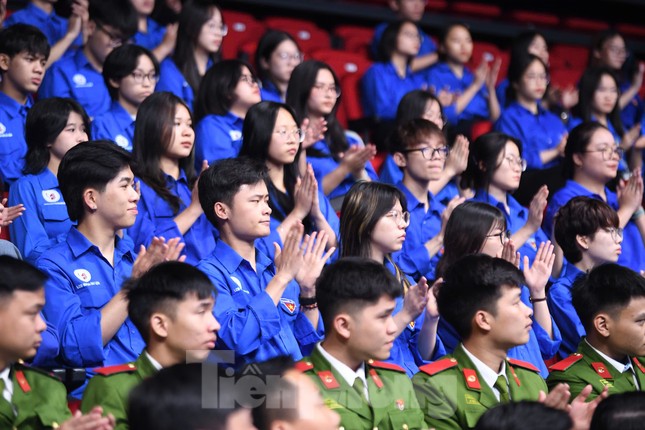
[42,204,69,223]
[76,285,112,309]
[151,200,176,220]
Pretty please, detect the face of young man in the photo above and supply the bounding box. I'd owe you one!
[91,166,140,230]
[347,295,398,362]
[0,51,47,97]
[221,181,272,241]
[604,297,645,358]
[0,289,47,367]
[485,285,534,350]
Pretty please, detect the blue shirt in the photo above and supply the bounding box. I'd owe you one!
[371,22,436,60]
[127,170,217,265]
[39,49,110,119]
[0,92,31,184]
[495,102,568,170]
[194,112,244,167]
[91,101,136,151]
[32,318,60,368]
[393,182,445,281]
[133,17,166,51]
[196,239,323,367]
[548,263,585,357]
[496,78,510,109]
[260,80,283,102]
[544,180,645,272]
[620,80,643,130]
[471,190,550,265]
[37,227,145,369]
[156,57,213,111]
[9,169,73,264]
[361,62,425,120]
[424,62,491,125]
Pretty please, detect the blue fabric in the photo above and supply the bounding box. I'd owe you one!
[0,92,31,184]
[548,263,585,357]
[196,239,323,367]
[496,78,509,109]
[544,180,645,272]
[39,49,110,119]
[31,317,60,368]
[423,62,491,125]
[127,170,217,265]
[393,182,444,281]
[194,112,244,167]
[471,190,550,265]
[260,80,283,102]
[494,102,568,170]
[370,22,436,59]
[9,169,73,264]
[156,58,194,110]
[361,62,425,121]
[620,80,643,130]
[133,17,166,51]
[91,101,136,151]
[307,132,379,200]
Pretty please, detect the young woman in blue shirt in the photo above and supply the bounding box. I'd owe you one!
[255,30,303,103]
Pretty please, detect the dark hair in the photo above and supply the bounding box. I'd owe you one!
[198,157,268,228]
[438,22,470,62]
[103,44,159,100]
[172,0,222,96]
[572,67,624,137]
[0,256,47,304]
[390,118,446,154]
[395,90,445,128]
[133,92,196,214]
[438,254,525,339]
[286,60,348,160]
[590,29,622,69]
[590,391,645,430]
[376,19,416,63]
[554,196,619,264]
[24,98,91,175]
[316,257,402,331]
[126,261,215,344]
[510,31,548,65]
[89,0,137,40]
[475,401,571,430]
[506,53,548,104]
[255,30,300,83]
[562,121,610,180]
[460,132,522,192]
[194,59,256,121]
[0,24,50,63]
[250,356,299,430]
[435,201,506,278]
[58,140,132,222]
[572,263,645,333]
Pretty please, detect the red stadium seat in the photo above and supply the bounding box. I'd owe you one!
[264,17,331,55]
[425,0,449,12]
[334,25,374,55]
[238,40,258,69]
[550,68,584,89]
[341,73,366,122]
[371,151,388,175]
[562,17,609,32]
[470,120,493,141]
[264,16,319,35]
[617,23,645,39]
[508,10,559,27]
[450,1,502,18]
[311,49,372,81]
[221,10,266,59]
[467,41,501,71]
[550,44,589,70]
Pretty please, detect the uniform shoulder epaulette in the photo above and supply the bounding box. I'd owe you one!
[14,360,60,381]
[368,360,406,373]
[294,360,314,372]
[418,357,458,376]
[93,363,136,376]
[507,358,540,373]
[548,353,584,372]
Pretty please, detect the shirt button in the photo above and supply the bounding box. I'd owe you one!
[403,425,409,430]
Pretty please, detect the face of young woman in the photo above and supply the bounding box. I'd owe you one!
[267,39,302,85]
[528,35,549,65]
[575,127,620,184]
[196,7,225,54]
[370,201,408,256]
[130,0,155,15]
[480,222,506,257]
[396,22,421,57]
[515,59,548,103]
[165,103,194,161]
[267,108,300,166]
[116,54,157,110]
[442,25,473,65]
[232,66,262,112]
[422,99,444,129]
[598,35,628,71]
[49,112,88,162]
[586,227,623,266]
[490,140,523,193]
[592,74,619,116]
[306,68,338,117]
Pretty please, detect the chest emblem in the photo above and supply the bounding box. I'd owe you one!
[42,189,61,203]
[280,298,296,314]
[74,269,92,282]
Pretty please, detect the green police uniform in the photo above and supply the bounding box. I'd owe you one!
[412,343,547,430]
[80,352,158,430]
[0,361,72,430]
[547,339,645,400]
[298,346,426,430]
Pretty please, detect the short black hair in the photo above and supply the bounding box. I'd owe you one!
[390,118,446,154]
[563,121,611,180]
[0,24,50,65]
[460,131,523,191]
[198,157,269,228]
[572,263,645,333]
[103,44,159,100]
[126,262,215,344]
[89,0,138,40]
[316,257,402,332]
[0,256,47,306]
[475,401,572,430]
[590,391,645,430]
[58,140,132,223]
[438,254,525,340]
[377,20,416,62]
[250,356,298,430]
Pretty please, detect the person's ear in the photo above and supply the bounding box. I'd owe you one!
[576,234,590,251]
[108,78,121,92]
[83,188,99,212]
[474,310,493,333]
[572,152,584,169]
[593,313,611,338]
[333,313,352,340]
[0,53,10,72]
[388,0,400,12]
[393,151,407,168]
[259,57,270,71]
[214,202,230,221]
[150,312,170,339]
[86,20,97,38]
[477,160,486,172]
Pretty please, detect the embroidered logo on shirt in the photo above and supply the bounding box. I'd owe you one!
[42,189,61,203]
[115,135,130,149]
[229,130,242,141]
[0,122,12,138]
[230,276,243,292]
[72,74,93,88]
[280,298,296,314]
[74,269,92,282]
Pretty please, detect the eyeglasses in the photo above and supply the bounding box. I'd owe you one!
[486,229,511,245]
[504,155,527,172]
[205,22,228,36]
[403,146,449,160]
[313,83,341,98]
[584,145,624,161]
[130,71,159,84]
[401,31,422,42]
[95,22,127,48]
[607,227,623,242]
[239,74,260,87]
[385,209,410,226]
[607,45,629,57]
[274,128,305,143]
[525,73,550,85]
[276,52,304,63]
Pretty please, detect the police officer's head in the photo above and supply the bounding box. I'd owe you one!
[590,391,645,430]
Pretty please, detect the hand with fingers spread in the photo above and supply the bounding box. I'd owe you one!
[498,239,520,268]
[444,135,469,177]
[523,241,556,295]
[60,406,115,430]
[273,222,306,282]
[0,197,25,227]
[568,385,608,430]
[538,382,571,410]
[292,168,315,219]
[301,117,328,149]
[618,168,643,216]
[401,277,429,325]
[131,237,186,278]
[339,144,376,177]
[295,231,336,292]
[527,185,549,232]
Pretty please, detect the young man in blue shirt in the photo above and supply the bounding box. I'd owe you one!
[37,140,183,396]
[196,157,333,367]
[0,24,49,185]
[39,0,137,119]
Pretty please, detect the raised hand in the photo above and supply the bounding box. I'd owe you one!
[293,169,315,219]
[444,135,469,177]
[131,237,186,278]
[60,406,115,430]
[402,277,429,323]
[486,58,502,90]
[339,145,376,176]
[527,185,549,231]
[568,385,608,430]
[618,168,643,215]
[0,197,25,227]
[538,382,571,410]
[523,241,555,295]
[301,117,328,149]
[273,222,306,281]
[498,239,520,268]
[295,231,336,292]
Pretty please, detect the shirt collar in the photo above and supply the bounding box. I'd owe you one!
[36,168,59,189]
[0,92,30,119]
[509,101,547,116]
[585,339,633,373]
[67,227,134,261]
[213,238,272,274]
[461,344,508,391]
[111,101,136,122]
[144,351,164,371]
[0,366,12,400]
[224,111,243,126]
[397,181,439,212]
[25,2,52,19]
[74,49,95,71]
[316,343,368,389]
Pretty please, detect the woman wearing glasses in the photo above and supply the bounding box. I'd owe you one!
[340,181,445,376]
[549,196,624,357]
[462,132,551,267]
[238,101,338,258]
[435,201,560,378]
[255,30,303,103]
[194,59,262,166]
[129,91,217,265]
[287,60,378,209]
[544,122,645,273]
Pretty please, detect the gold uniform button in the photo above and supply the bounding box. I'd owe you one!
[52,423,59,429]
[128,363,135,368]
[339,427,345,430]
[403,425,409,430]
[449,358,457,363]
[373,427,379,430]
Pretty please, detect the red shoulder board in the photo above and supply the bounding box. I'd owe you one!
[368,360,405,373]
[369,368,384,389]
[591,362,613,379]
[15,370,31,393]
[317,370,340,389]
[93,363,136,376]
[418,357,459,376]
[508,358,540,373]
[633,357,645,374]
[549,353,584,372]
[294,361,314,372]
[463,368,481,390]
